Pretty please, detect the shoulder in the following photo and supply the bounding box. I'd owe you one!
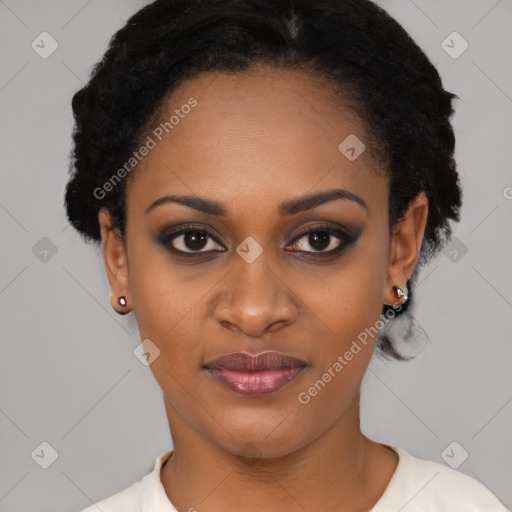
[77,478,144,512]
[372,445,510,512]
[76,450,174,512]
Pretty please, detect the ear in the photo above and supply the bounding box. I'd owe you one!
[98,208,131,314]
[383,192,429,306]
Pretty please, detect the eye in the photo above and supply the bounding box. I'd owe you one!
[157,222,360,258]
[158,225,225,254]
[285,223,357,255]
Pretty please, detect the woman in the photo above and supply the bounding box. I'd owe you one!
[65,0,509,510]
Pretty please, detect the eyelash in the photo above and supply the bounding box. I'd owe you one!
[158,223,359,259]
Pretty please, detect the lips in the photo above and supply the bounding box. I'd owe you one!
[204,351,307,395]
[205,351,307,371]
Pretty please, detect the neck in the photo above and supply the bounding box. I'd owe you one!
[160,390,397,511]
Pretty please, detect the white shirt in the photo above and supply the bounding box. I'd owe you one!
[79,445,510,511]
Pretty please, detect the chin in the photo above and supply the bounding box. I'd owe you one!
[207,411,313,460]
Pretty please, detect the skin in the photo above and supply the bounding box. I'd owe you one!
[98,63,428,511]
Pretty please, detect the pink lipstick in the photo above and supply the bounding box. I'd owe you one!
[204,351,307,395]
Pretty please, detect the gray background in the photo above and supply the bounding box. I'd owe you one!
[0,0,511,511]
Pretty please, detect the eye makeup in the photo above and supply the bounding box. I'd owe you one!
[155,220,363,263]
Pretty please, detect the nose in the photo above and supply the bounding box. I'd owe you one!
[213,255,299,338]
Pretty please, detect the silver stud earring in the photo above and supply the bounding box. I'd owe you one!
[392,285,408,302]
[118,296,127,307]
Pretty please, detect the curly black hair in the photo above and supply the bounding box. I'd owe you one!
[64,0,463,361]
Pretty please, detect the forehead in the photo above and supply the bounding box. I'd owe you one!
[126,65,386,216]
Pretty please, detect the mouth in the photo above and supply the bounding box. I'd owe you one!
[203,351,308,395]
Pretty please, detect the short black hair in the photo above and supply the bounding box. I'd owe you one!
[64,0,463,361]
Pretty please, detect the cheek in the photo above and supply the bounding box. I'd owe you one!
[299,247,388,350]
[292,237,389,409]
[292,272,385,440]
[126,238,210,390]
[127,233,200,336]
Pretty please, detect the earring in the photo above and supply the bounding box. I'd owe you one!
[392,285,408,302]
[118,296,127,307]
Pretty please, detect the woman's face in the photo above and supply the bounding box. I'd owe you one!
[100,65,427,458]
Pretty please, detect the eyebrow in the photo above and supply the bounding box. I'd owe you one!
[145,188,367,216]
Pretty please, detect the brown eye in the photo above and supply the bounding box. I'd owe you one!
[286,225,357,255]
[305,231,332,251]
[158,225,225,254]
[181,231,208,251]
